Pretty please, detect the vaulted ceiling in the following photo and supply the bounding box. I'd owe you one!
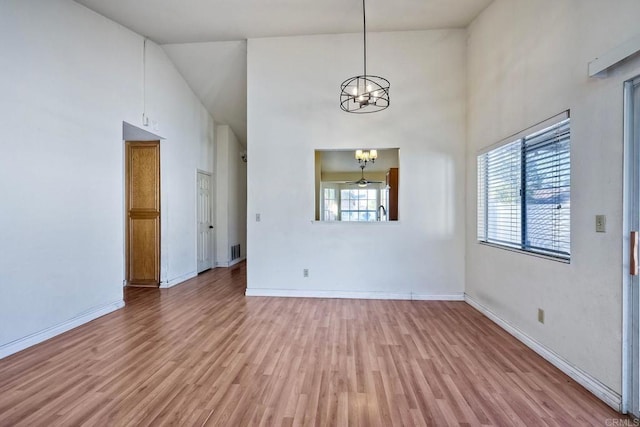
[75,0,493,145]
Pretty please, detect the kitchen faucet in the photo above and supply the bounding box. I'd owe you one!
[377,205,387,221]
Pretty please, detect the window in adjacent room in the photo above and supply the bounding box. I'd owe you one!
[323,186,339,221]
[477,112,570,260]
[340,188,378,222]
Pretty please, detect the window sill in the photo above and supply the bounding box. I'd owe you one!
[477,241,570,264]
[311,220,400,225]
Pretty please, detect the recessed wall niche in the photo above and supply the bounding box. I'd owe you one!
[315,148,399,222]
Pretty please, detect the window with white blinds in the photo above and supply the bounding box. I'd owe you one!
[477,115,570,260]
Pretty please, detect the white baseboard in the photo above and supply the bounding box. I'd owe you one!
[464,294,621,411]
[161,271,197,288]
[216,257,246,268]
[0,299,125,360]
[245,288,464,301]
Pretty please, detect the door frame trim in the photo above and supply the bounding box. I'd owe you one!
[623,76,640,415]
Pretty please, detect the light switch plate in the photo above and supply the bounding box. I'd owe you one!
[596,215,606,233]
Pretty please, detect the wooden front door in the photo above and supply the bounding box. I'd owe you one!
[126,141,160,287]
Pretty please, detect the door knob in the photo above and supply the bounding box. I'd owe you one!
[209,226,214,229]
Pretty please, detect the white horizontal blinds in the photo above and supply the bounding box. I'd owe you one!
[477,113,571,260]
[523,119,570,257]
[483,140,522,247]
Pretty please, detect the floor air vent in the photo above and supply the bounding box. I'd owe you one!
[230,244,241,261]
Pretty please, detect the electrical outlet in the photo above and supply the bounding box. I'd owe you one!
[538,308,545,324]
[256,213,261,222]
[303,269,309,278]
[595,215,606,233]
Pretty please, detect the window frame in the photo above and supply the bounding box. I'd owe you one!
[477,111,571,262]
[339,187,379,222]
[320,182,384,222]
[321,183,339,222]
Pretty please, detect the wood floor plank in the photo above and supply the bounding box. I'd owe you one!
[0,262,630,426]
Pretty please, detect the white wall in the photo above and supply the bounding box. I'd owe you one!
[465,0,640,395]
[247,30,467,298]
[227,128,248,262]
[145,40,217,285]
[215,125,247,266]
[0,0,215,353]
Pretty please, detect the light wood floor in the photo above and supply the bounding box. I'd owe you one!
[0,262,627,426]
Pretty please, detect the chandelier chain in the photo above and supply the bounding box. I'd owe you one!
[362,0,366,78]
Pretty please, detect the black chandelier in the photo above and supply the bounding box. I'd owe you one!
[339,0,390,113]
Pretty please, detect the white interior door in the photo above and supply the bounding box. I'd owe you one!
[197,171,214,273]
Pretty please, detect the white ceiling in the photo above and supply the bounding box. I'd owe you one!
[74,0,493,146]
[75,0,493,44]
[162,41,247,145]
